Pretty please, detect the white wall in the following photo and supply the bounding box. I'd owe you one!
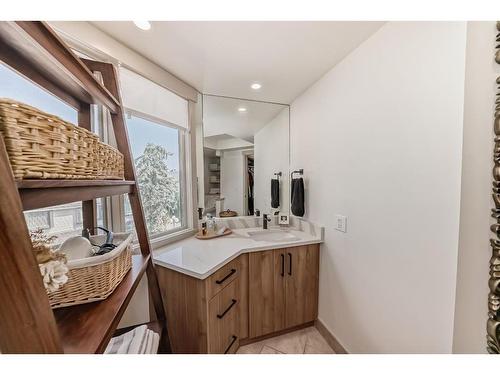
[220,150,247,215]
[254,107,290,214]
[117,275,149,329]
[452,22,499,354]
[290,22,467,353]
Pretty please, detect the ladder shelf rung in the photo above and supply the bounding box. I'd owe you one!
[16,180,136,210]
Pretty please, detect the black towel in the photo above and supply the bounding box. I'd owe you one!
[291,178,305,217]
[271,178,280,208]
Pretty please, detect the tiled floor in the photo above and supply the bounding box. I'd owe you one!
[236,326,335,354]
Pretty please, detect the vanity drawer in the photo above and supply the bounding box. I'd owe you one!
[206,257,240,299]
[208,277,240,353]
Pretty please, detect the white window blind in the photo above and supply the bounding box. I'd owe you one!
[119,67,189,130]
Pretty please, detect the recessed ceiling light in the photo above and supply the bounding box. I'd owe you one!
[133,21,151,31]
[238,107,247,112]
[251,83,262,90]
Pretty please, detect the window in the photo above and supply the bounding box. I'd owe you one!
[1,58,192,246]
[0,63,77,123]
[119,67,191,241]
[125,113,185,238]
[0,63,105,244]
[24,203,83,245]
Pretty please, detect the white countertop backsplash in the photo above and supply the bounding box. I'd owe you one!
[153,217,324,279]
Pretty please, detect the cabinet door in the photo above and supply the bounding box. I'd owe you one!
[208,278,240,354]
[285,244,320,328]
[248,249,285,338]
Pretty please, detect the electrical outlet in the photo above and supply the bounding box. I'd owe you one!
[335,215,347,233]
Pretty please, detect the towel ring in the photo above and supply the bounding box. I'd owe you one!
[291,169,304,179]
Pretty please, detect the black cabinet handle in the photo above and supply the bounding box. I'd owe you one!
[216,268,236,284]
[217,299,237,319]
[280,253,285,277]
[224,335,238,354]
[288,252,292,275]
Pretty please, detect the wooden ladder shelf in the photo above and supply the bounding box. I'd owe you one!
[0,21,171,353]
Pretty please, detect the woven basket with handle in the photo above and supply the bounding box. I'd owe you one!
[0,98,124,180]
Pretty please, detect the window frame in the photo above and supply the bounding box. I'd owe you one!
[3,42,197,248]
[89,73,112,232]
[123,108,193,246]
[66,37,199,247]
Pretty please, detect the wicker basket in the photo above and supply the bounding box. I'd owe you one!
[0,98,124,180]
[48,233,133,309]
[97,142,125,180]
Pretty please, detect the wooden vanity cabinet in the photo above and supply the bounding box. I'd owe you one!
[156,243,319,353]
[248,244,320,339]
[157,254,248,353]
[284,245,320,328]
[248,248,286,337]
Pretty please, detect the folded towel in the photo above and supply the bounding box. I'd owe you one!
[150,331,160,354]
[142,330,160,354]
[143,329,153,354]
[271,178,280,208]
[105,327,135,354]
[291,178,305,217]
[128,325,148,354]
[104,331,134,354]
[105,325,153,354]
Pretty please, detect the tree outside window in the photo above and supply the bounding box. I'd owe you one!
[125,114,183,237]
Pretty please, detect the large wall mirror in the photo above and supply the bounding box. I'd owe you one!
[195,95,290,218]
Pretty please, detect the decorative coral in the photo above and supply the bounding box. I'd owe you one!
[30,228,58,262]
[30,228,69,292]
[39,260,69,292]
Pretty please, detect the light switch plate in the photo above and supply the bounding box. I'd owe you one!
[335,215,347,232]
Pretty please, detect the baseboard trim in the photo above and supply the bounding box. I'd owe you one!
[239,321,314,346]
[315,319,348,354]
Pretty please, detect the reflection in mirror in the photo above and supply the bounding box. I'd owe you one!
[196,95,289,218]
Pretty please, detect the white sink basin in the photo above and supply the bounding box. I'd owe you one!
[247,230,300,242]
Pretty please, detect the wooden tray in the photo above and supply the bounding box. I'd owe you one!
[195,228,233,240]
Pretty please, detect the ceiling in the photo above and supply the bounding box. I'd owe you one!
[202,95,286,145]
[204,134,254,151]
[91,21,384,104]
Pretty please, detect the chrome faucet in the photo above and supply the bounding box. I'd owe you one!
[262,214,271,229]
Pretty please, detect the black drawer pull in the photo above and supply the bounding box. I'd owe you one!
[288,252,292,275]
[217,299,237,319]
[224,335,238,354]
[280,253,285,277]
[215,268,236,284]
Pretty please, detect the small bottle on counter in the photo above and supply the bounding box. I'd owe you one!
[206,213,217,234]
[201,222,207,236]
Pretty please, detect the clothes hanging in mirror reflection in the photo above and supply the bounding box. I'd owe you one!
[247,159,254,215]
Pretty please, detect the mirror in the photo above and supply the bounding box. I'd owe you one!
[196,95,290,218]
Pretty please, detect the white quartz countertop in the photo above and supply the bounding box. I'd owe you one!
[153,226,323,279]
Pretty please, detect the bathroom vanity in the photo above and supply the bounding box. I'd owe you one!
[153,218,323,354]
[155,90,318,353]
